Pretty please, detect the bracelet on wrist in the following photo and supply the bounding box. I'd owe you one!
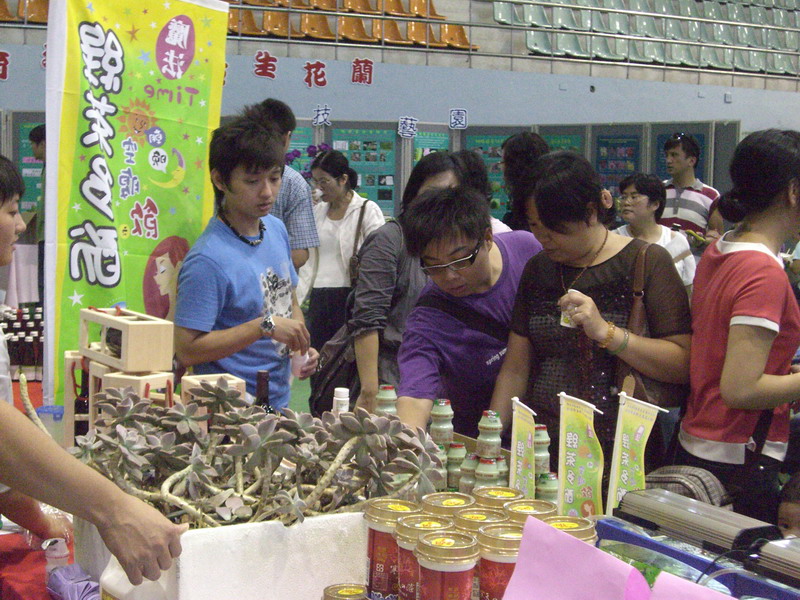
[597,320,616,349]
[608,328,630,356]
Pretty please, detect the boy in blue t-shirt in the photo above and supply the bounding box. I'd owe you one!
[174,117,317,408]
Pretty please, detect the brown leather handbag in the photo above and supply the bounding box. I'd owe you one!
[616,243,689,409]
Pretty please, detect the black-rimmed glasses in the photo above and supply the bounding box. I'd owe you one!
[421,240,483,276]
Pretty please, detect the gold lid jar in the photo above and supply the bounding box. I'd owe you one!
[476,524,524,559]
[322,583,368,599]
[363,498,421,533]
[414,530,479,568]
[542,516,597,544]
[472,486,524,509]
[421,491,476,517]
[502,499,558,525]
[453,507,509,534]
[394,514,455,550]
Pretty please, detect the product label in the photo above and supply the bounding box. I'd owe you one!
[387,504,413,512]
[550,521,580,530]
[368,528,400,600]
[336,588,368,597]
[479,558,516,600]
[510,504,536,513]
[417,520,444,529]
[463,513,488,521]
[419,565,475,600]
[431,537,456,547]
[442,499,466,507]
[396,546,419,600]
[487,490,516,498]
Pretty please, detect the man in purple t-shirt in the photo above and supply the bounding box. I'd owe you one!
[396,186,542,438]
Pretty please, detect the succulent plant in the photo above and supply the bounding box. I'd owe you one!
[70,378,441,528]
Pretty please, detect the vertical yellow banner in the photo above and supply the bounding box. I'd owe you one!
[557,392,604,517]
[46,0,227,403]
[606,392,666,514]
[510,397,537,498]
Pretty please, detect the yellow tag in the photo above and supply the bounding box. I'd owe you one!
[336,587,367,597]
[432,537,456,547]
[464,513,487,521]
[387,504,412,512]
[417,520,444,529]
[442,498,466,507]
[487,490,517,498]
[511,504,537,513]
[551,521,580,530]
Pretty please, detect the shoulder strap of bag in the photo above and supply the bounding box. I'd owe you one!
[351,200,368,258]
[416,293,509,344]
[747,409,775,466]
[627,242,650,336]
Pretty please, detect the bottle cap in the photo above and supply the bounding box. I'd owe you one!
[503,499,557,524]
[394,514,454,546]
[453,507,508,533]
[414,531,479,567]
[363,498,420,531]
[421,492,476,516]
[472,486,523,509]
[476,523,524,557]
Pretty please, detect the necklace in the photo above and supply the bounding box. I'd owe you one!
[560,228,609,292]
[219,213,265,247]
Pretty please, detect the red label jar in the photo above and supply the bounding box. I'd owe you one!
[421,491,476,518]
[364,498,421,600]
[415,531,479,600]
[476,524,524,600]
[394,515,454,600]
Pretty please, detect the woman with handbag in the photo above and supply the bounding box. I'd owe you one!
[677,130,800,523]
[297,150,384,353]
[490,151,692,472]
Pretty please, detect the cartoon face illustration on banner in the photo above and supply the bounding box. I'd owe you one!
[156,16,196,80]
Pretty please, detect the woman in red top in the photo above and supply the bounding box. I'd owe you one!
[678,129,800,522]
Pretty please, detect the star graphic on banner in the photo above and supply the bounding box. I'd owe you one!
[150,21,157,29]
[79,154,86,162]
[149,70,154,76]
[138,50,151,64]
[134,72,143,79]
[86,2,94,12]
[102,15,108,22]
[68,291,84,306]
[182,133,189,140]
[126,25,139,41]
[199,99,206,107]
[163,1,171,8]
[115,200,121,207]
[123,7,132,15]
[195,136,203,145]
[71,202,82,212]
[156,78,162,84]
[115,23,120,29]
[188,74,194,80]
[198,47,204,54]
[194,159,203,170]
[207,41,213,47]
[182,186,190,195]
[198,73,206,81]
[142,8,148,14]
[169,206,177,215]
[123,249,129,256]
[202,16,212,27]
[195,195,201,201]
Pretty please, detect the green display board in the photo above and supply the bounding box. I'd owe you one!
[286,126,314,178]
[413,131,450,163]
[465,134,507,219]
[332,128,395,215]
[17,122,44,214]
[543,134,584,154]
[595,135,641,192]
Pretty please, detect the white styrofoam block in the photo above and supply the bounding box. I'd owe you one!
[76,511,368,600]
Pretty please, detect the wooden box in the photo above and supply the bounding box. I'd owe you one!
[79,308,173,373]
[102,371,174,404]
[180,373,247,404]
[62,350,85,448]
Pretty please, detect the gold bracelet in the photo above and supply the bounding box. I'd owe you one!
[598,320,616,348]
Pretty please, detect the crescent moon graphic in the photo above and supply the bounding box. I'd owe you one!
[150,148,187,189]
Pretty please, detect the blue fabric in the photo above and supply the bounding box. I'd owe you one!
[175,216,298,407]
[270,166,319,250]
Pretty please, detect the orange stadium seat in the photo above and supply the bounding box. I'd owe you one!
[263,9,304,37]
[17,0,48,23]
[343,0,381,14]
[338,15,379,41]
[409,0,445,19]
[0,0,16,21]
[373,18,413,44]
[407,20,447,46]
[440,24,479,50]
[228,7,266,35]
[301,12,338,39]
[382,0,412,16]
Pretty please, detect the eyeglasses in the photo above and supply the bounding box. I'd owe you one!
[421,240,483,276]
[313,176,335,187]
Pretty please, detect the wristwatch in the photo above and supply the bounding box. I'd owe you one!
[260,313,275,337]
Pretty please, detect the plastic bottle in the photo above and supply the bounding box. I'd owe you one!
[43,538,69,574]
[476,411,502,458]
[375,384,398,417]
[473,458,500,490]
[496,456,509,487]
[332,387,350,416]
[100,555,174,600]
[446,442,467,491]
[434,444,448,491]
[533,424,551,476]
[458,454,478,494]
[429,399,454,446]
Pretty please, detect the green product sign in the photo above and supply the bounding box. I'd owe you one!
[17,122,44,214]
[465,134,507,220]
[413,131,450,164]
[332,128,396,216]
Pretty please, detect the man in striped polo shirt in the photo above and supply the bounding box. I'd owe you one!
[660,132,724,259]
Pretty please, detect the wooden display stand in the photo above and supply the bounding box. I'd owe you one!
[62,351,84,449]
[88,361,112,427]
[180,373,247,404]
[79,307,173,373]
[102,371,174,405]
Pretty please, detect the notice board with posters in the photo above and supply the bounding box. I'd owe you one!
[10,111,46,217]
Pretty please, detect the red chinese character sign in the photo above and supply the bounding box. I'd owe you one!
[0,51,9,81]
[46,0,227,403]
[303,60,327,88]
[351,58,373,85]
[253,50,277,79]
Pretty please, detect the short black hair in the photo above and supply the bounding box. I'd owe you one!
[310,150,359,191]
[663,132,700,162]
[28,124,45,144]
[242,98,296,136]
[401,186,491,257]
[619,172,667,221]
[0,155,25,206]
[454,150,491,203]
[524,151,607,233]
[501,132,550,231]
[402,151,463,209]
[208,117,284,211]
[718,129,800,223]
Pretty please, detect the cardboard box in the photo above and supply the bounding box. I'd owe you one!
[75,511,368,600]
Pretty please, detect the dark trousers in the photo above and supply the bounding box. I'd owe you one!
[306,287,351,353]
[675,445,782,524]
